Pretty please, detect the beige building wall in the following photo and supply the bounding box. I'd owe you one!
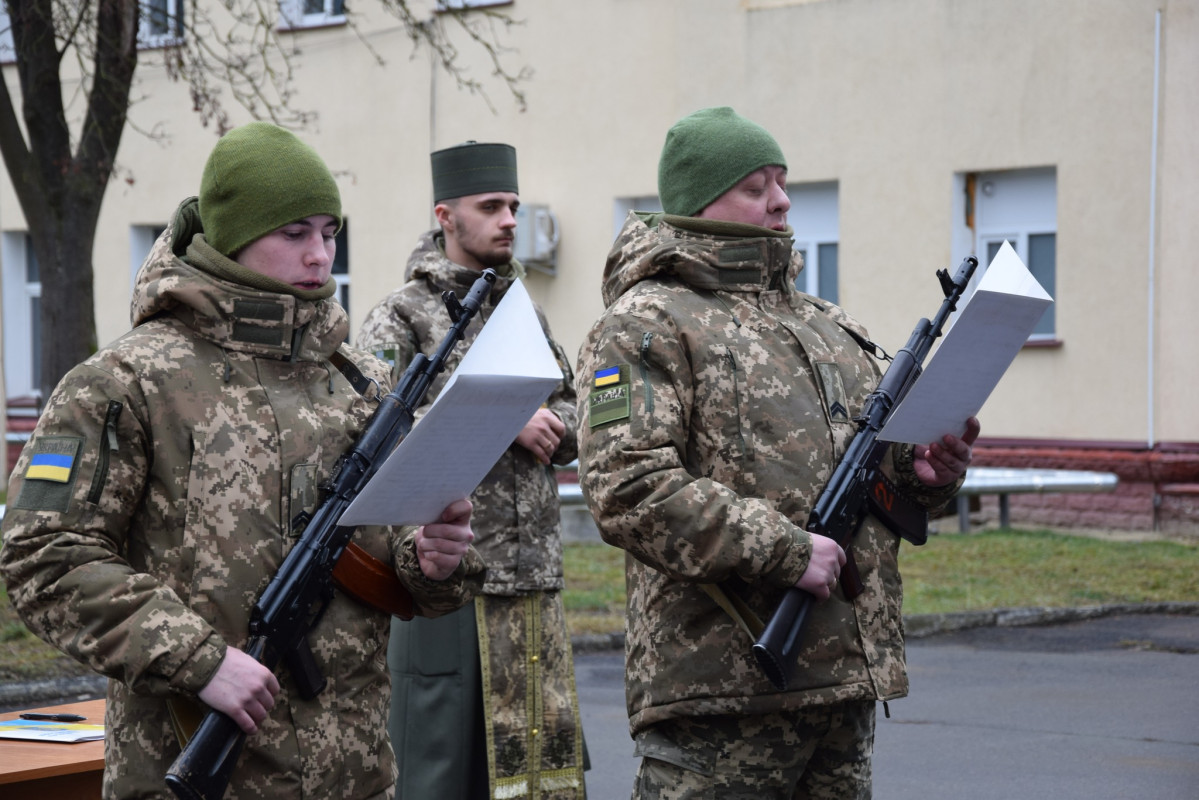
[2,0,1195,448]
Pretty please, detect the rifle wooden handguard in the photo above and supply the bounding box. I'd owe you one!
[332,542,415,620]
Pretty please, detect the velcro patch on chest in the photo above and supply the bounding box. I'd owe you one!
[588,365,631,427]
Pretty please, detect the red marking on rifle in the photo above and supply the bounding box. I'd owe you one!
[872,478,895,511]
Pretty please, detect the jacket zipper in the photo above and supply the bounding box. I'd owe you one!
[726,350,750,460]
[639,332,654,414]
[88,401,123,504]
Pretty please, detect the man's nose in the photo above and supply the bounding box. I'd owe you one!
[306,233,332,265]
[771,185,791,213]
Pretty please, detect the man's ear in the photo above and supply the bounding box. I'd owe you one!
[434,202,454,232]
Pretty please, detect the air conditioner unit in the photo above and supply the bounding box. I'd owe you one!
[514,204,560,275]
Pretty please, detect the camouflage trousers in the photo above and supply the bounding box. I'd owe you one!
[631,700,875,800]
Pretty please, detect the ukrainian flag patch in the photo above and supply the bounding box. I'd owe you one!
[14,436,83,514]
[593,366,621,388]
[588,365,631,427]
[27,448,76,483]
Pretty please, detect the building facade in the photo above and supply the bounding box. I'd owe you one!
[2,0,1196,533]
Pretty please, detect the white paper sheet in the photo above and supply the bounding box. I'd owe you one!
[877,241,1053,445]
[338,279,563,526]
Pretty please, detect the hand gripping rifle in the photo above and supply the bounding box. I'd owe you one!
[164,269,497,800]
[751,257,977,691]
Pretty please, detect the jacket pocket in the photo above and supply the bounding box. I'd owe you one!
[711,345,754,464]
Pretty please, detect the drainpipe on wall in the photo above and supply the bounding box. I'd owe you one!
[1147,8,1161,451]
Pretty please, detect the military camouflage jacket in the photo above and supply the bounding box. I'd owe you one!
[0,204,484,799]
[357,230,578,595]
[576,212,960,736]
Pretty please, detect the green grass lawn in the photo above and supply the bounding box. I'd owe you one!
[1,528,1196,681]
[562,529,1199,635]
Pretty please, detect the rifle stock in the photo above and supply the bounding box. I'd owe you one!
[164,269,497,800]
[751,257,977,691]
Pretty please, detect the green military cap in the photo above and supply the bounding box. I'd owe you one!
[431,141,519,203]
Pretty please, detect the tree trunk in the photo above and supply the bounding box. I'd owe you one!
[32,209,100,401]
[0,0,138,399]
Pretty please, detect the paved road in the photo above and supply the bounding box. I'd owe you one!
[575,613,1199,800]
[5,612,1195,797]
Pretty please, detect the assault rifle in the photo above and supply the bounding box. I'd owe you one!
[751,257,978,691]
[164,269,497,800]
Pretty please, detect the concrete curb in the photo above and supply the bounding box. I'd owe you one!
[6,603,1198,708]
[572,602,1199,653]
[0,673,108,708]
[902,600,1199,639]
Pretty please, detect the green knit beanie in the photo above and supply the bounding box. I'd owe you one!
[657,107,787,217]
[199,121,342,257]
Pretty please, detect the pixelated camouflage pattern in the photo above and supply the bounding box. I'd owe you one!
[577,212,960,737]
[478,593,585,799]
[0,211,483,799]
[357,229,578,595]
[631,701,874,799]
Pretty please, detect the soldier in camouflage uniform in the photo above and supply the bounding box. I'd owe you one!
[357,142,585,799]
[0,122,485,800]
[576,107,979,799]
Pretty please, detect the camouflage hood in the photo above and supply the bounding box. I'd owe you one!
[405,227,526,303]
[130,196,350,363]
[601,211,802,308]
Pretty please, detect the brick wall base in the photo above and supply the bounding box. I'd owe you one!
[971,439,1199,538]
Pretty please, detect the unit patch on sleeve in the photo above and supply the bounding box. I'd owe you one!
[588,365,631,428]
[15,436,84,513]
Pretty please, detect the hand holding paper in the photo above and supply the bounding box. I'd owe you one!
[878,242,1053,445]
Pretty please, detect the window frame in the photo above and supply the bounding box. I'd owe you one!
[138,0,187,49]
[787,181,839,304]
[2,231,42,400]
[331,221,350,326]
[973,167,1058,342]
[435,0,513,10]
[278,0,347,31]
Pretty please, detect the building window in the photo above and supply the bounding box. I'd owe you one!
[332,221,350,324]
[436,1,513,10]
[1,5,185,59]
[2,232,42,399]
[973,167,1057,340]
[0,10,12,64]
[278,0,346,30]
[788,182,839,304]
[139,0,186,47]
[611,195,662,239]
[130,225,167,291]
